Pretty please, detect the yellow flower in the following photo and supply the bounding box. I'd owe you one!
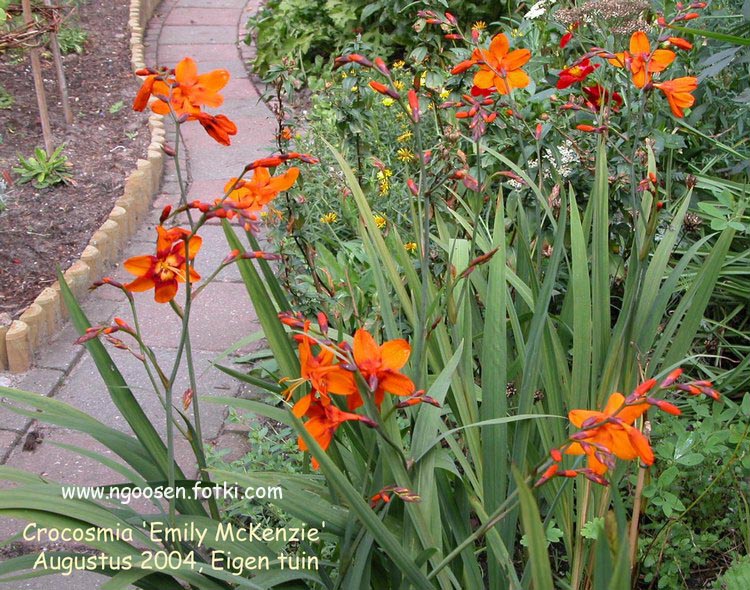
[419,72,427,86]
[376,169,393,180]
[397,148,416,162]
[404,242,418,253]
[382,97,395,107]
[373,214,387,229]
[439,88,450,100]
[392,60,406,69]
[351,85,359,92]
[472,21,487,31]
[320,212,338,224]
[397,130,413,142]
[393,80,405,90]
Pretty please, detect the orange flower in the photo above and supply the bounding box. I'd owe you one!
[123,226,202,303]
[133,74,158,112]
[224,167,300,214]
[287,334,358,417]
[150,57,230,116]
[297,399,372,469]
[653,77,698,118]
[190,112,237,145]
[348,329,415,410]
[565,393,653,474]
[472,33,531,94]
[609,31,675,88]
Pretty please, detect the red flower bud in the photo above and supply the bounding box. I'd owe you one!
[408,89,421,122]
[160,205,172,224]
[374,57,390,77]
[660,368,683,388]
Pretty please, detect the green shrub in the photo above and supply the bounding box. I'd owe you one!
[57,25,88,54]
[13,145,73,188]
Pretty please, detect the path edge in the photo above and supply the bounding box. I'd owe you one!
[0,0,166,374]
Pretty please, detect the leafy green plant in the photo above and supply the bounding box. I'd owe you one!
[715,555,750,590]
[109,100,125,114]
[0,85,14,109]
[56,25,88,54]
[13,146,72,188]
[638,397,750,588]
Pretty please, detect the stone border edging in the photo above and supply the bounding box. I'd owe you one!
[0,0,165,373]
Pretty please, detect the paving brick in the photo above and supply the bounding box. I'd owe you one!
[190,224,244,282]
[177,0,249,7]
[157,43,239,63]
[165,7,241,26]
[52,346,241,439]
[6,430,131,483]
[0,430,21,463]
[128,282,259,351]
[160,24,240,46]
[208,430,250,462]
[14,368,65,397]
[0,369,65,432]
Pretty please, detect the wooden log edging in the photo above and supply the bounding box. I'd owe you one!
[0,0,164,373]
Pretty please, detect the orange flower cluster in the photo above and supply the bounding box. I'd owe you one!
[279,313,420,468]
[451,33,531,95]
[443,4,704,125]
[182,154,313,228]
[133,57,237,145]
[536,369,720,487]
[123,226,202,303]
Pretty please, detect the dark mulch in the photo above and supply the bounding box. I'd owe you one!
[0,0,150,319]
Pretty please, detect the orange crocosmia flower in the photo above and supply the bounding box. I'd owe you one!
[297,399,369,469]
[133,74,157,111]
[653,77,698,118]
[191,112,238,146]
[151,57,230,116]
[123,226,202,303]
[288,336,358,417]
[348,329,415,410]
[472,33,531,95]
[609,31,675,88]
[224,167,300,213]
[565,393,653,474]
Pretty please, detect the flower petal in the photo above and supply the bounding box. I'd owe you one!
[353,329,381,368]
[489,33,510,59]
[503,48,531,70]
[379,372,415,397]
[473,68,496,89]
[154,281,178,303]
[124,255,156,277]
[630,31,650,55]
[380,339,411,371]
[175,57,199,86]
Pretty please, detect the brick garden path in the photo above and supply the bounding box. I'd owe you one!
[0,1,274,586]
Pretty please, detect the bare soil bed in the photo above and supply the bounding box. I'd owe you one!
[0,0,150,319]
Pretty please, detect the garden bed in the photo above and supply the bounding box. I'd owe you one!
[0,0,149,320]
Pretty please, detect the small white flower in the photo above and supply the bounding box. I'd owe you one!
[525,0,554,20]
